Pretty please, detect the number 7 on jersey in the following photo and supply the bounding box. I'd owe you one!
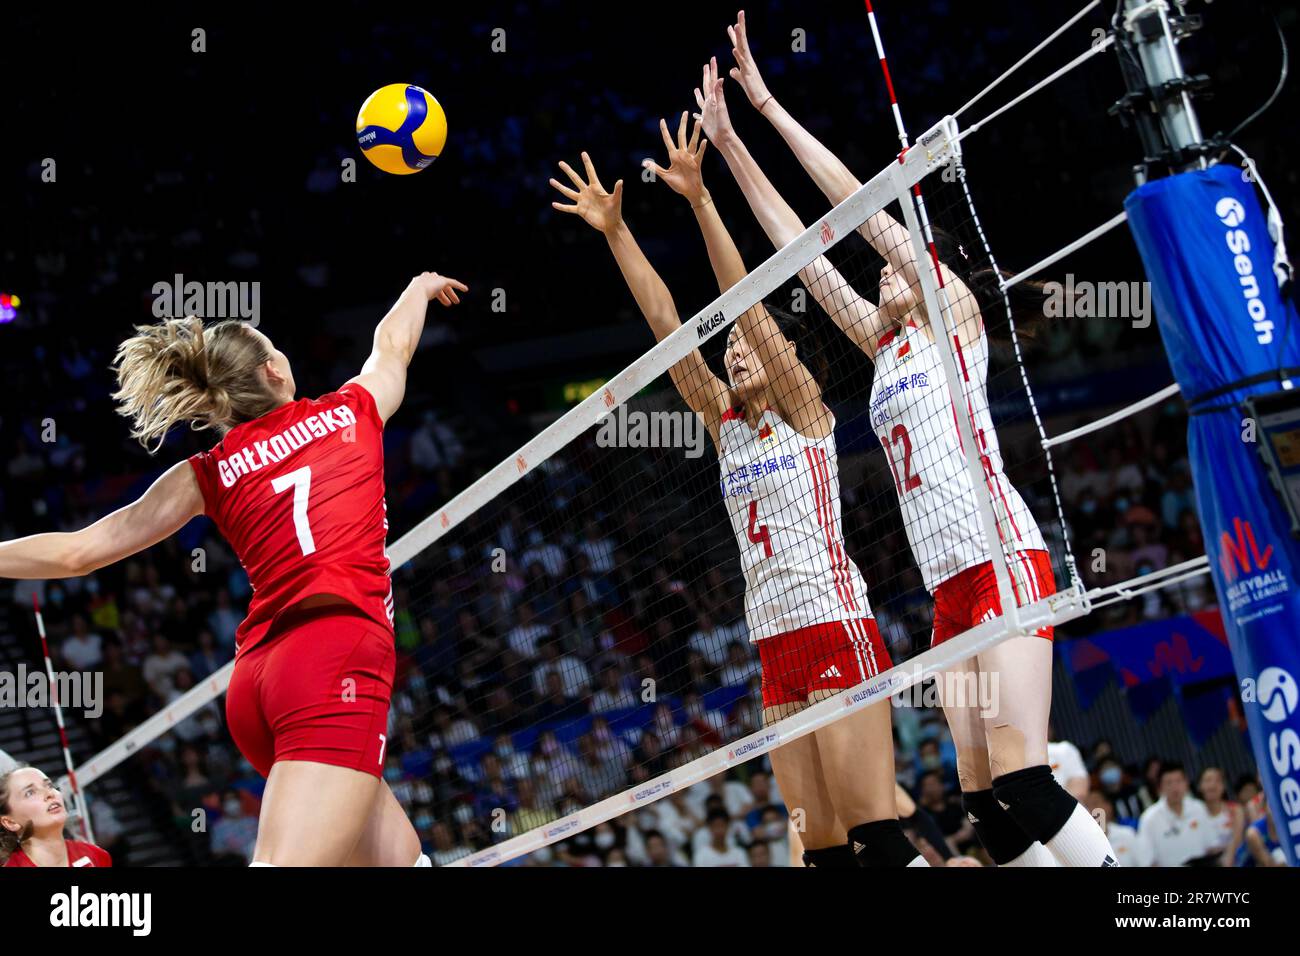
[271,466,317,556]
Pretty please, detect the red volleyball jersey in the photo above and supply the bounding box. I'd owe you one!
[4,839,112,867]
[187,382,395,657]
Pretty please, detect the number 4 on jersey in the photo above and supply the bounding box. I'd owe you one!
[747,500,773,558]
[271,466,316,556]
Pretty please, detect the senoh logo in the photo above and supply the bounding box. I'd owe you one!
[1258,667,1300,853]
[1215,196,1273,346]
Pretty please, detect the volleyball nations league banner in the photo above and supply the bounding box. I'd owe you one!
[1127,163,1300,865]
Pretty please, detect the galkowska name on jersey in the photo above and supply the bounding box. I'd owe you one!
[215,405,358,488]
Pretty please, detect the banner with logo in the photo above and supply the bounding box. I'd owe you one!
[1126,163,1300,865]
[1066,610,1234,693]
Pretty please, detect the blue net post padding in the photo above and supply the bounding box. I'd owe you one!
[1126,163,1300,865]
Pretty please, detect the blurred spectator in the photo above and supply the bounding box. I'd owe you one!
[1137,762,1215,866]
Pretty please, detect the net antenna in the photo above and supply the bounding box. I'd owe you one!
[865,0,1025,626]
[31,594,94,844]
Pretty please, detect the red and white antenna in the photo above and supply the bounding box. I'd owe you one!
[864,0,910,151]
[31,593,94,844]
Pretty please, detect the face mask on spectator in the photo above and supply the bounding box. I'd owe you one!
[1115,497,1130,513]
[454,804,474,824]
[224,799,241,816]
[415,815,434,831]
[384,767,402,783]
[638,811,657,830]
[595,830,616,849]
[1100,767,1123,789]
[495,743,513,758]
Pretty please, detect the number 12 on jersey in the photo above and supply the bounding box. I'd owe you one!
[271,466,317,556]
[882,424,923,497]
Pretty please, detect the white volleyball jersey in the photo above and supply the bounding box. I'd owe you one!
[868,320,1045,593]
[718,405,873,641]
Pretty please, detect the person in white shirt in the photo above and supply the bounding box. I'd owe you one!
[60,615,104,671]
[576,520,616,574]
[686,612,726,669]
[1087,791,1153,867]
[687,772,754,821]
[505,603,551,659]
[590,665,638,713]
[1047,736,1090,801]
[1196,766,1242,862]
[530,638,591,700]
[519,533,567,580]
[693,809,749,866]
[1137,763,1215,866]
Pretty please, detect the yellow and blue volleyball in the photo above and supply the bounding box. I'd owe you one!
[355,84,448,175]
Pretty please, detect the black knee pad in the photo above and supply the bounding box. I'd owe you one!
[992,765,1077,844]
[801,843,857,868]
[961,788,1033,865]
[847,820,920,867]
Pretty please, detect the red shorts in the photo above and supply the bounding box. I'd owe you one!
[931,550,1056,646]
[226,603,395,779]
[757,619,892,709]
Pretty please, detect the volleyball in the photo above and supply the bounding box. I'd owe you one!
[355,83,448,175]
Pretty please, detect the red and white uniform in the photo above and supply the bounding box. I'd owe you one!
[719,406,889,707]
[868,321,1053,642]
[187,383,395,657]
[188,382,397,778]
[4,839,112,867]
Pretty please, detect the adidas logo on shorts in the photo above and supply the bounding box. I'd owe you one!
[819,665,842,680]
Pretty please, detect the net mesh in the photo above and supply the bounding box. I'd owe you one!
[380,127,1079,862]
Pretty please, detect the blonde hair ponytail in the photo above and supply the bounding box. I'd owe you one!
[112,317,280,453]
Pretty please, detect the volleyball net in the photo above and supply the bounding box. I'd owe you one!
[60,0,1235,866]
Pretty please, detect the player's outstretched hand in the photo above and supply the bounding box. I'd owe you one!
[728,9,773,111]
[550,152,624,234]
[414,272,468,306]
[643,112,708,204]
[693,57,734,146]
